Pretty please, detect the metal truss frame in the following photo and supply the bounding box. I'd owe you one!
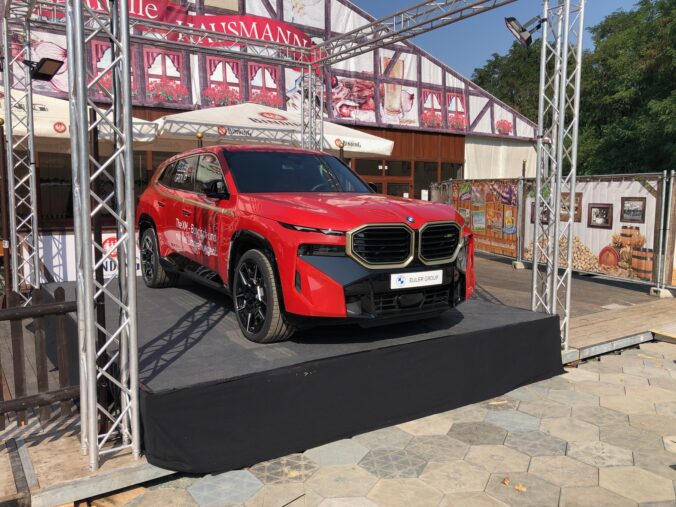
[2,2,40,304]
[2,0,523,470]
[530,0,585,350]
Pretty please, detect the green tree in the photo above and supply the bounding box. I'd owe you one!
[471,0,676,174]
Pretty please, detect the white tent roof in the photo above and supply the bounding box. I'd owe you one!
[145,102,394,158]
[0,91,156,152]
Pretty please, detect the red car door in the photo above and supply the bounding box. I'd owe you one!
[167,155,198,261]
[154,160,183,255]
[192,153,234,275]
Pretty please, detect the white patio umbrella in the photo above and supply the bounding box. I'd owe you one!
[0,91,157,152]
[143,102,394,158]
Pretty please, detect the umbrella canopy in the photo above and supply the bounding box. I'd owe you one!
[0,91,156,152]
[144,102,394,158]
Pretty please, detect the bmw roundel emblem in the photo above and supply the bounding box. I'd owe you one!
[406,216,415,223]
[395,275,406,287]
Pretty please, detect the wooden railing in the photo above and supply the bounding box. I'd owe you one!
[0,287,78,430]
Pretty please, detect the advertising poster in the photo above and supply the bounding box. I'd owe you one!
[523,175,663,283]
[451,179,520,257]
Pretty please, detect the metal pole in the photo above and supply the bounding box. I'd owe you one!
[530,0,549,312]
[656,170,668,289]
[516,177,523,264]
[0,122,11,299]
[663,170,674,288]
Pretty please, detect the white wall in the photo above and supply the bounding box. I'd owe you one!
[464,137,536,180]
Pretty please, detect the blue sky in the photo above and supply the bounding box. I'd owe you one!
[351,1,639,78]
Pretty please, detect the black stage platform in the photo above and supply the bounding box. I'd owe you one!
[125,280,563,473]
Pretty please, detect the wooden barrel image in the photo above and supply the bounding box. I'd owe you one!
[641,248,654,281]
[631,248,645,277]
[620,226,640,247]
[598,246,620,267]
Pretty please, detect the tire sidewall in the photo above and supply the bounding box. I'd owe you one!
[141,227,161,286]
[233,249,277,342]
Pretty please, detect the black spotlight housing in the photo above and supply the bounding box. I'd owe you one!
[504,16,542,48]
[23,58,64,82]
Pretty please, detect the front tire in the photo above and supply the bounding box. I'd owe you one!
[140,227,178,288]
[233,249,295,343]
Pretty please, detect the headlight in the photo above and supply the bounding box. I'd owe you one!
[281,222,345,236]
[456,239,468,273]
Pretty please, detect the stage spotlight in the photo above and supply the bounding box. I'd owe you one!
[504,16,542,47]
[23,58,64,82]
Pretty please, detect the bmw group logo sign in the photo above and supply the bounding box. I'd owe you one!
[395,275,407,288]
[406,216,415,223]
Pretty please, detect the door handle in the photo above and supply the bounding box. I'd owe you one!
[181,209,192,217]
[157,200,165,208]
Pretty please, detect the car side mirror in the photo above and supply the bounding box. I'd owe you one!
[368,182,378,193]
[203,180,229,200]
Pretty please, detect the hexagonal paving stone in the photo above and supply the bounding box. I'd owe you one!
[405,435,469,462]
[481,397,519,412]
[623,365,671,379]
[303,439,369,466]
[127,489,199,507]
[598,373,649,387]
[464,445,530,473]
[566,441,633,467]
[485,410,540,432]
[484,472,561,507]
[579,361,623,374]
[442,404,488,423]
[304,464,378,497]
[447,422,507,446]
[540,417,599,442]
[563,367,599,383]
[505,385,548,402]
[572,380,626,398]
[317,498,378,507]
[504,430,567,457]
[534,375,574,390]
[600,394,656,415]
[517,399,571,419]
[649,377,676,391]
[572,406,629,427]
[656,401,676,417]
[188,470,263,507]
[244,483,304,507]
[397,413,454,436]
[358,449,427,479]
[632,449,676,481]
[528,455,598,487]
[625,386,676,403]
[249,454,319,485]
[353,427,413,450]
[439,492,509,506]
[600,423,665,452]
[548,389,599,407]
[558,486,637,507]
[600,466,676,503]
[367,478,444,507]
[629,414,676,436]
[419,460,490,493]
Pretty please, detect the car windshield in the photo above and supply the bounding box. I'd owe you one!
[222,150,372,193]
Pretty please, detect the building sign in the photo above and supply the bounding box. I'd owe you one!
[11,0,536,140]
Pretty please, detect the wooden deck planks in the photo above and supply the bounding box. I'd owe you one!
[569,298,676,349]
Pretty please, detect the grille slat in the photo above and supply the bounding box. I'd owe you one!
[350,226,413,265]
[420,223,460,262]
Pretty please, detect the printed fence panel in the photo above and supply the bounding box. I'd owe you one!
[522,175,664,283]
[450,179,521,258]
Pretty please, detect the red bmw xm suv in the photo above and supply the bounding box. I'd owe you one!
[136,146,475,343]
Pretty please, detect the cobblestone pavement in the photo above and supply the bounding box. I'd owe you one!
[131,341,676,507]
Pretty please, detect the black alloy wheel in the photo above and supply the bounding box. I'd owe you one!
[233,249,295,343]
[140,227,178,288]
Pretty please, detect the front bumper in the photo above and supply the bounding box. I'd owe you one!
[287,254,467,322]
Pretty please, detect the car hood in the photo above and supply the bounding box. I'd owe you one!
[237,193,466,231]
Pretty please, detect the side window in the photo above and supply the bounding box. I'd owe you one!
[158,162,176,187]
[195,154,227,194]
[171,157,197,192]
